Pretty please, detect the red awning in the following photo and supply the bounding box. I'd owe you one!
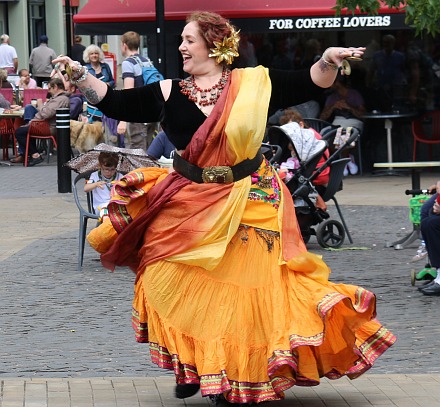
[73,0,405,34]
[74,0,403,23]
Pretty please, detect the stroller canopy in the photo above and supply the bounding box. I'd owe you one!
[268,122,326,162]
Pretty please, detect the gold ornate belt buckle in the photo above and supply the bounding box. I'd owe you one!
[202,166,234,183]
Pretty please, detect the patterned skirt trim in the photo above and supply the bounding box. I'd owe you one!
[131,290,396,404]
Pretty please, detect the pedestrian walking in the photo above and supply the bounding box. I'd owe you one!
[117,31,161,150]
[0,34,18,74]
[29,35,57,88]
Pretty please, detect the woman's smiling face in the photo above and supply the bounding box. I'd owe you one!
[178,21,213,75]
[89,51,100,64]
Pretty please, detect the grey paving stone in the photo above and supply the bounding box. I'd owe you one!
[2,159,440,406]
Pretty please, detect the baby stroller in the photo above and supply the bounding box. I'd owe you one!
[266,122,359,248]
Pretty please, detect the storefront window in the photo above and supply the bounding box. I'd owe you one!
[232,29,439,112]
[28,1,45,49]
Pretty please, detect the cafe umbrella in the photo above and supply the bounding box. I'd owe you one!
[65,143,159,174]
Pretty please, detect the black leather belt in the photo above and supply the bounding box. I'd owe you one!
[173,150,263,184]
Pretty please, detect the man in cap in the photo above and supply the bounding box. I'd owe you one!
[29,35,57,87]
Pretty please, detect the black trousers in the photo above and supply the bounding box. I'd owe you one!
[421,193,440,268]
[15,124,37,156]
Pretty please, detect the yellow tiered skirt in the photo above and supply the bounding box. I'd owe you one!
[130,163,395,404]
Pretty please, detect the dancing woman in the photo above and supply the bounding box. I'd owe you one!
[54,11,395,406]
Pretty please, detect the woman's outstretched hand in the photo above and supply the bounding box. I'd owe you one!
[311,46,366,88]
[52,55,80,72]
[322,46,366,67]
[52,55,108,104]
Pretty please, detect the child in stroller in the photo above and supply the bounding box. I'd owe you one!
[265,110,359,248]
[278,108,330,196]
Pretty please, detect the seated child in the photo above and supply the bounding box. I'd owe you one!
[84,152,123,221]
[279,108,330,196]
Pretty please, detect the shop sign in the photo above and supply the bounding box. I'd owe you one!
[268,14,405,31]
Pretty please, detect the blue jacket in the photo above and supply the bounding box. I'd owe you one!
[86,62,115,88]
[85,62,115,119]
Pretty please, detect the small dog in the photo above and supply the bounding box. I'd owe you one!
[70,120,104,153]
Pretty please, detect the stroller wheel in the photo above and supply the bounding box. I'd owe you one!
[316,220,345,248]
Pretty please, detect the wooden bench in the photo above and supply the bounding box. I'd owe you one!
[374,161,440,190]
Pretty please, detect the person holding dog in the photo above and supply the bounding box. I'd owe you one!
[53,12,394,405]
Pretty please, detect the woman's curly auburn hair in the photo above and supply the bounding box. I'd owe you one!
[186,11,237,49]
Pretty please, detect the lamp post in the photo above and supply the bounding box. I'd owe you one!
[65,0,73,57]
[155,0,166,76]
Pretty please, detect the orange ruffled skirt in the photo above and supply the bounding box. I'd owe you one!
[131,166,395,404]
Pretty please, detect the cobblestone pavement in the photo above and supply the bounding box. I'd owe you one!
[1,161,440,406]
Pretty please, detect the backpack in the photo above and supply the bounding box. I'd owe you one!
[131,55,164,85]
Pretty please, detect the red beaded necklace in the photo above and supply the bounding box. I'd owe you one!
[179,67,230,106]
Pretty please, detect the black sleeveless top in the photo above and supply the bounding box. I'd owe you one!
[97,68,324,150]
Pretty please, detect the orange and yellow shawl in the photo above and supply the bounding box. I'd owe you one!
[87,66,306,276]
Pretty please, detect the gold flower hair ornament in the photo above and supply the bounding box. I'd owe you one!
[209,24,240,65]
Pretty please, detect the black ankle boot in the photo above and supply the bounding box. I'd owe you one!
[209,394,249,406]
[175,383,200,399]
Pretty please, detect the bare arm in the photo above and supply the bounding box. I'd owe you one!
[116,77,135,135]
[310,47,365,88]
[84,181,106,193]
[52,55,172,120]
[52,56,108,105]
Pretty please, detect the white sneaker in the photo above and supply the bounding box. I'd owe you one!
[343,165,349,177]
[347,154,358,175]
[410,244,428,262]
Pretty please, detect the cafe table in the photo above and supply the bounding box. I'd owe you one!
[362,110,418,176]
[0,108,24,119]
[0,109,24,163]
[373,160,440,249]
[0,108,25,129]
